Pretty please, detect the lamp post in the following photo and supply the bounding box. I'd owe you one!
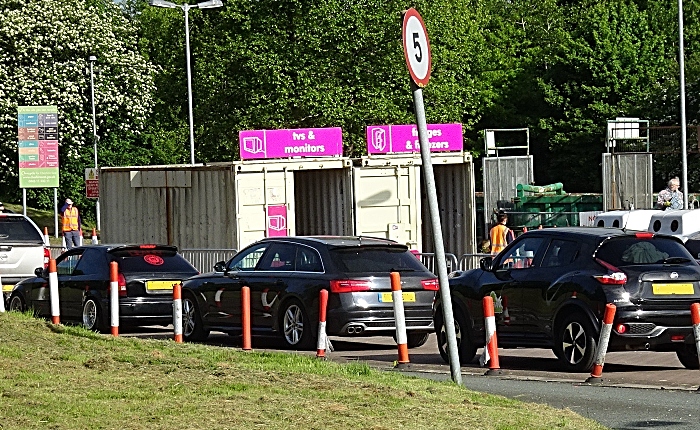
[89,55,100,230]
[148,0,223,165]
[678,0,688,209]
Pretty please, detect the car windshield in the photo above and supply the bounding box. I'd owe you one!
[329,246,427,273]
[597,237,694,266]
[0,217,43,242]
[110,248,197,273]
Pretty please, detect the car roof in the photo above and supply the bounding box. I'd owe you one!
[523,226,674,240]
[68,244,180,252]
[256,236,403,247]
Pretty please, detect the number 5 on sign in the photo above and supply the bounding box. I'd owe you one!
[402,8,432,87]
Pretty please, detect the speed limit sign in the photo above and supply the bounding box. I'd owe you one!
[402,8,432,87]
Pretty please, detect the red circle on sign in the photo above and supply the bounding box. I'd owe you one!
[144,255,164,266]
[402,8,432,87]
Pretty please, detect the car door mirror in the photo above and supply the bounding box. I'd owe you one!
[214,261,226,273]
[479,257,493,271]
[35,267,45,278]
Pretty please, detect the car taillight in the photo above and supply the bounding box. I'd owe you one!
[330,280,371,293]
[139,244,157,249]
[635,232,654,239]
[615,324,627,334]
[118,273,127,297]
[43,247,50,268]
[421,279,439,291]
[594,258,627,285]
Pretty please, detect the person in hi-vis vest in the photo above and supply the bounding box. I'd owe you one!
[489,212,513,255]
[61,198,81,249]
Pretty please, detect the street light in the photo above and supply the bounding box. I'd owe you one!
[148,0,224,165]
[89,55,100,231]
[677,0,688,209]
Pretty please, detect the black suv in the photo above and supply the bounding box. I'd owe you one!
[435,227,700,371]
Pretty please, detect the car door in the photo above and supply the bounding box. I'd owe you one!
[484,236,547,343]
[54,249,86,320]
[519,238,581,342]
[202,243,269,328]
[248,242,298,332]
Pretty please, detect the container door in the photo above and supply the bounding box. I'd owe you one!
[235,168,295,249]
[352,165,421,249]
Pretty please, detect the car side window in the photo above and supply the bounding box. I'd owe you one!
[541,239,579,268]
[295,246,323,272]
[227,244,268,271]
[258,243,297,271]
[496,238,545,270]
[73,248,108,276]
[56,251,84,275]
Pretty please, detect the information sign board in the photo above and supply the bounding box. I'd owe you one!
[18,106,59,188]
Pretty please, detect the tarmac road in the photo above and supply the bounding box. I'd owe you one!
[123,328,700,429]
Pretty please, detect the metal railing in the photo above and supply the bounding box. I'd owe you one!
[416,253,459,275]
[457,253,491,271]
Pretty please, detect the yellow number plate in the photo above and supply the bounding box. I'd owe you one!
[379,292,416,303]
[147,280,178,291]
[652,283,695,295]
[2,285,13,293]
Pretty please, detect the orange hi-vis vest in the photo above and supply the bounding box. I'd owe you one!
[62,207,79,232]
[490,224,509,255]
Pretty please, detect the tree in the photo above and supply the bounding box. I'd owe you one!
[0,0,156,217]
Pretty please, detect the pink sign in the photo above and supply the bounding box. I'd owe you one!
[266,205,288,237]
[366,123,463,154]
[239,127,343,160]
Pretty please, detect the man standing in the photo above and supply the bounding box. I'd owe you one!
[489,212,512,255]
[62,198,81,249]
[656,177,684,210]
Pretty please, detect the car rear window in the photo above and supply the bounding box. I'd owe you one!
[0,217,43,242]
[110,248,197,273]
[597,237,694,266]
[329,246,427,273]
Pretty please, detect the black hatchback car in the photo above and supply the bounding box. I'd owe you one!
[435,227,700,371]
[181,236,438,349]
[8,244,198,331]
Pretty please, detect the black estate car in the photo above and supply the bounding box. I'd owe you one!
[435,227,700,371]
[9,244,198,331]
[181,236,438,349]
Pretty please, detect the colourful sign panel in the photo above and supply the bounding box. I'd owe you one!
[366,123,463,154]
[239,127,343,160]
[18,106,59,188]
[266,204,288,237]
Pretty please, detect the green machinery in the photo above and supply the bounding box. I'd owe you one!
[510,183,602,229]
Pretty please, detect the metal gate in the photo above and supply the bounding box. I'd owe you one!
[482,155,533,234]
[602,153,654,210]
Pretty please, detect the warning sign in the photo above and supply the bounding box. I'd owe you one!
[85,168,99,198]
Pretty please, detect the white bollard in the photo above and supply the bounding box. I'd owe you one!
[109,262,119,336]
[390,272,410,366]
[49,259,60,324]
[91,228,98,245]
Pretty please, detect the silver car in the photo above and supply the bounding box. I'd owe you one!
[0,214,48,302]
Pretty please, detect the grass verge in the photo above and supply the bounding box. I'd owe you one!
[0,312,606,429]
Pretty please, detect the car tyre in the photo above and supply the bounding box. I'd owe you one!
[435,306,476,365]
[182,294,209,342]
[676,345,700,370]
[82,298,106,333]
[406,332,430,348]
[280,299,315,350]
[553,312,597,372]
[8,294,26,312]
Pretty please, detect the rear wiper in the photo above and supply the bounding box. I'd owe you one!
[662,257,691,264]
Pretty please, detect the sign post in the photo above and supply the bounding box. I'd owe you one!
[402,8,462,386]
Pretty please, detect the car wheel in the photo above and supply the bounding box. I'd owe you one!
[8,294,26,312]
[406,332,430,348]
[554,312,597,372]
[676,345,700,370]
[435,306,476,365]
[279,299,315,350]
[82,298,105,333]
[182,294,209,342]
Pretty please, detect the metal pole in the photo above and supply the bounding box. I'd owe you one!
[412,82,462,385]
[678,0,688,208]
[184,4,196,165]
[90,57,101,230]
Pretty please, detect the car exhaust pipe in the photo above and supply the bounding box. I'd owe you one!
[346,325,364,334]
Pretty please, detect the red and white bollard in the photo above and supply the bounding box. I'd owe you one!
[691,303,700,370]
[391,272,410,367]
[241,286,251,351]
[0,273,5,313]
[587,303,616,383]
[172,282,182,343]
[480,295,502,375]
[109,262,119,336]
[43,227,50,247]
[91,228,98,245]
[48,259,60,325]
[316,289,329,359]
